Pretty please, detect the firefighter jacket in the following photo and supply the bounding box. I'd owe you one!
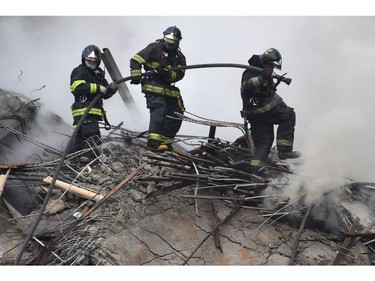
[70,64,110,127]
[130,39,186,98]
[240,55,283,118]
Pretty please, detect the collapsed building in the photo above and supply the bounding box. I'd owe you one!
[0,88,374,266]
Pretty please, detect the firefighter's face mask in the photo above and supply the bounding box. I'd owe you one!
[271,60,282,70]
[85,58,100,70]
[164,33,180,51]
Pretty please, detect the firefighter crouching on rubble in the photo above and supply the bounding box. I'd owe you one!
[130,26,186,152]
[240,48,301,174]
[68,44,118,161]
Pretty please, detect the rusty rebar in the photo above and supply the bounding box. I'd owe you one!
[182,206,240,265]
[29,162,146,265]
[289,203,315,265]
[330,216,361,265]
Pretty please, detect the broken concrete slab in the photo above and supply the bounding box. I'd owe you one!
[0,89,374,266]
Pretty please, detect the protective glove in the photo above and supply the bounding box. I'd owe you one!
[154,66,169,79]
[99,85,108,94]
[259,67,273,87]
[130,76,141,85]
[107,82,118,94]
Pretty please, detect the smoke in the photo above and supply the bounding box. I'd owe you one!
[283,106,372,203]
[280,17,375,205]
[0,16,374,183]
[0,97,73,163]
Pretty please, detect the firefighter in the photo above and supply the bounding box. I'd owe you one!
[240,48,301,173]
[69,44,117,160]
[130,26,186,152]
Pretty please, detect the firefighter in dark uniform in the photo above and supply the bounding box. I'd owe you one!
[241,48,301,173]
[130,26,186,152]
[69,44,117,159]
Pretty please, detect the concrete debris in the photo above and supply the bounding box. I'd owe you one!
[44,199,66,216]
[0,89,374,266]
[128,188,144,202]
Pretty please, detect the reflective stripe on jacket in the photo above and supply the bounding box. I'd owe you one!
[130,40,186,98]
[240,55,283,118]
[70,64,109,126]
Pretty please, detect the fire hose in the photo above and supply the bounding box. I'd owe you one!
[15,63,291,264]
[114,63,292,85]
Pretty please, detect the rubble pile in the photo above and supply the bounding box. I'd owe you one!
[0,89,374,265]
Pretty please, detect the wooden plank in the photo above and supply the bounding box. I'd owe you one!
[0,169,11,197]
[43,176,103,202]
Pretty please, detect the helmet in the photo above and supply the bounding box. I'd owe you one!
[163,26,182,50]
[259,48,282,70]
[81,44,101,69]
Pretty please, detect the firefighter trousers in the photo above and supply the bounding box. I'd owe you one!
[68,118,102,159]
[248,101,296,163]
[145,93,183,148]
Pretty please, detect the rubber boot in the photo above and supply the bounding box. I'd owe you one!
[278,150,301,160]
[147,144,169,152]
[232,161,261,174]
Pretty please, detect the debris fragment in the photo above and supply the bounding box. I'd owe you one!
[0,169,10,197]
[43,176,104,202]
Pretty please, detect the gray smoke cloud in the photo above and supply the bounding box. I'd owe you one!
[1,16,375,188]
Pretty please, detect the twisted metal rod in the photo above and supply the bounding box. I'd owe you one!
[0,121,62,156]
